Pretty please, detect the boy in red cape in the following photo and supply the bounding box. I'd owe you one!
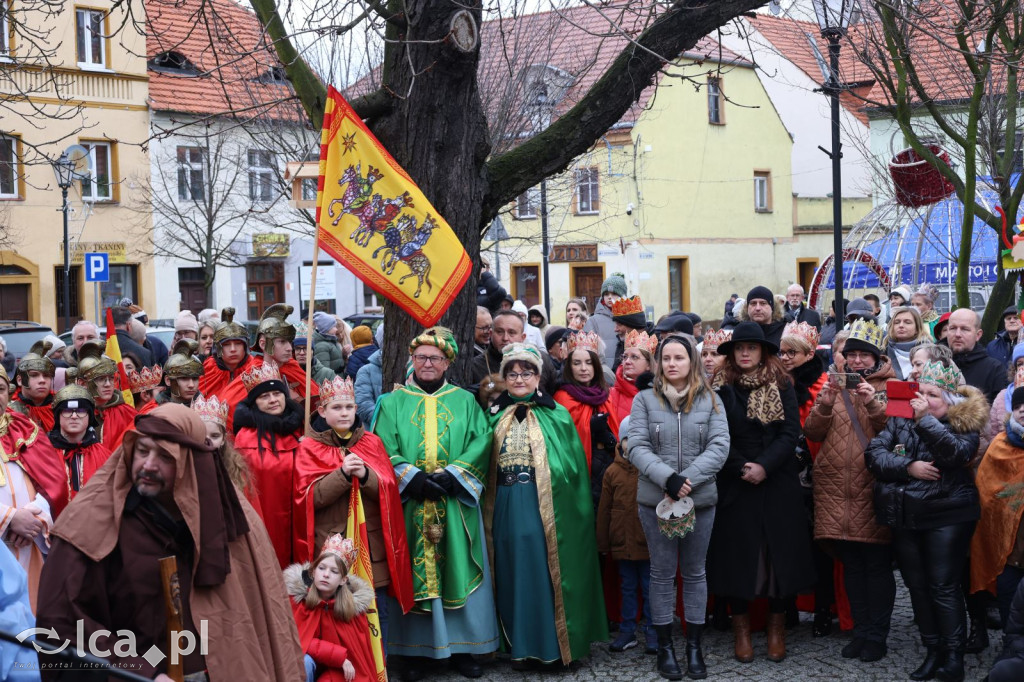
[199,307,256,400]
[294,376,414,645]
[46,385,111,502]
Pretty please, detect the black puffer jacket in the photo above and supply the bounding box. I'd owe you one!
[865,385,986,530]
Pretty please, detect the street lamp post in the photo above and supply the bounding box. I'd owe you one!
[53,153,77,333]
[812,0,857,324]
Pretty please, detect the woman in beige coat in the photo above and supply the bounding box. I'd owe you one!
[803,320,895,663]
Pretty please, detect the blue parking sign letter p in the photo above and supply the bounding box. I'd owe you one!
[85,253,109,282]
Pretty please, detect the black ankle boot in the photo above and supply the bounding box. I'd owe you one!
[935,650,964,682]
[965,618,989,653]
[655,624,683,681]
[909,647,942,681]
[684,623,707,680]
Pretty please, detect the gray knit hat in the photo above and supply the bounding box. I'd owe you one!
[600,273,627,298]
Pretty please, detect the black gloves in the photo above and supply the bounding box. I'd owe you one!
[666,473,689,501]
[405,470,455,501]
[430,470,458,496]
[590,412,618,451]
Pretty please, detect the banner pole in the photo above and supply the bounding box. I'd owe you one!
[304,237,321,426]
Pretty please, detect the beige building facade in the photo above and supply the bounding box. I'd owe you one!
[0,1,152,331]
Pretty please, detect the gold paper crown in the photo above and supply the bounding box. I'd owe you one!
[241,358,283,393]
[164,339,204,379]
[848,319,885,351]
[567,316,585,331]
[126,365,163,393]
[213,306,249,345]
[782,321,820,349]
[701,328,732,351]
[611,295,644,317]
[918,360,963,393]
[625,329,658,354]
[1015,364,1024,390]
[320,376,355,405]
[566,331,601,354]
[17,340,55,377]
[320,533,358,571]
[192,395,229,427]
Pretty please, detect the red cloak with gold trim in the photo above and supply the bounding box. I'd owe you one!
[11,393,56,433]
[293,430,414,613]
[199,354,256,401]
[3,411,69,518]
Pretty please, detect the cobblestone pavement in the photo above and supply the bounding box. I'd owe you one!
[396,575,1001,681]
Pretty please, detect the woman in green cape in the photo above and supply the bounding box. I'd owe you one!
[484,342,608,667]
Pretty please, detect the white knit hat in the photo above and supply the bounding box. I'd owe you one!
[174,310,199,333]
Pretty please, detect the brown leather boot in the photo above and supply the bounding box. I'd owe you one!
[732,614,754,663]
[766,612,786,662]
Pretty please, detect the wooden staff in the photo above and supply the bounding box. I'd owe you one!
[159,555,185,682]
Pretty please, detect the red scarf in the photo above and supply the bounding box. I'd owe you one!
[554,388,619,472]
[608,365,640,424]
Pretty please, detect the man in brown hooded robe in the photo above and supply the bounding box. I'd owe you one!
[35,403,305,681]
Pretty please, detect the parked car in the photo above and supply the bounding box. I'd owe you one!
[0,322,55,363]
[343,313,383,332]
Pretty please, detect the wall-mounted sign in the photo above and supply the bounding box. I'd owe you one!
[60,241,128,265]
[550,243,597,263]
[252,233,290,258]
[299,264,337,300]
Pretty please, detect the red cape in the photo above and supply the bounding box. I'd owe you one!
[235,426,303,568]
[293,432,414,613]
[199,354,256,401]
[3,410,70,518]
[608,366,640,424]
[291,600,375,682]
[53,440,112,501]
[96,403,137,451]
[553,389,619,472]
[12,394,56,433]
[218,357,319,433]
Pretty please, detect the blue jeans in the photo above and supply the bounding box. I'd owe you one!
[304,653,316,681]
[618,559,652,634]
[376,586,390,655]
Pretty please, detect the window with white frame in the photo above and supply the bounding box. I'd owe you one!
[301,177,318,201]
[176,146,205,201]
[248,149,275,202]
[574,167,600,215]
[0,135,18,198]
[708,77,724,125]
[81,141,112,201]
[75,8,105,68]
[754,170,772,212]
[0,3,11,58]
[514,188,537,219]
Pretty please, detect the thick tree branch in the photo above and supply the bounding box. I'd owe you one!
[482,0,769,219]
[349,88,395,120]
[249,0,329,128]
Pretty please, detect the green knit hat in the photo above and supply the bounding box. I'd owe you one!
[601,272,627,298]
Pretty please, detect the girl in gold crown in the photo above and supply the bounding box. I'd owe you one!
[285,534,376,682]
[865,360,987,682]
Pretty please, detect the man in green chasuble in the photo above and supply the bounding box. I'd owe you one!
[372,327,498,681]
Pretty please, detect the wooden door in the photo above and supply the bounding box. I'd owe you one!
[0,283,28,319]
[572,265,605,313]
[246,262,284,320]
[511,265,540,307]
[180,283,207,314]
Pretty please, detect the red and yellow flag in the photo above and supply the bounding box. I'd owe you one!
[315,86,471,327]
[346,479,387,681]
[104,308,134,407]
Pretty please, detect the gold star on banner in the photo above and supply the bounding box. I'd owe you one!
[341,133,357,155]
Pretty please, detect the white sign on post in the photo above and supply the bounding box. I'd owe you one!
[300,265,337,300]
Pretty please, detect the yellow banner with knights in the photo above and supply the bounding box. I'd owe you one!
[316,86,471,327]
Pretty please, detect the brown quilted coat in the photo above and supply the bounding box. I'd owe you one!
[804,358,895,544]
[596,448,650,561]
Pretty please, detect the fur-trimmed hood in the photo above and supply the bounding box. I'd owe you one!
[946,384,989,434]
[282,562,375,615]
[738,300,784,323]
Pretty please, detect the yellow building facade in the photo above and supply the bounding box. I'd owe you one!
[0,1,152,332]
[494,50,866,323]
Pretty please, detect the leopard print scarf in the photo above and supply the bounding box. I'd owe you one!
[736,366,785,425]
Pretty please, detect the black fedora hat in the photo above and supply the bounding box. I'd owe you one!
[716,321,779,356]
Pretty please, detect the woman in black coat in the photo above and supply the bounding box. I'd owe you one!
[707,322,815,665]
[865,360,986,682]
